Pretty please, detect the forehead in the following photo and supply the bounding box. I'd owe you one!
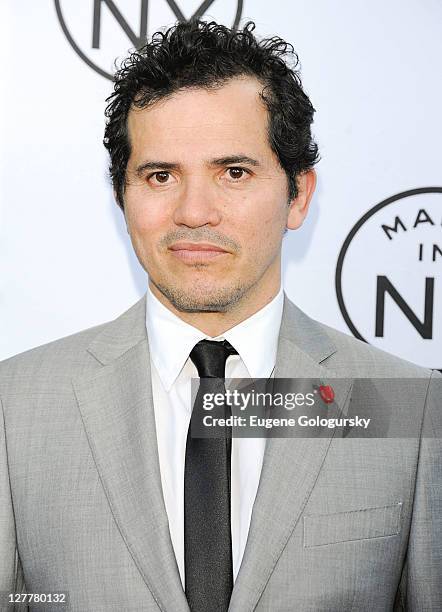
[127,76,272,160]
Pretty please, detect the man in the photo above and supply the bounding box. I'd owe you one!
[0,19,440,612]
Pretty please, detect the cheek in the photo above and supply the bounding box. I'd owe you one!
[125,196,170,236]
[265,203,289,239]
[237,199,286,245]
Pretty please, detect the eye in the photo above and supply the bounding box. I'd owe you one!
[226,167,249,180]
[147,171,172,184]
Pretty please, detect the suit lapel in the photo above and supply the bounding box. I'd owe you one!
[228,295,353,612]
[72,294,189,612]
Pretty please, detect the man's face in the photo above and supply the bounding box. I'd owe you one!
[124,76,311,313]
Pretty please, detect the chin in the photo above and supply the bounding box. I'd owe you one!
[152,277,246,313]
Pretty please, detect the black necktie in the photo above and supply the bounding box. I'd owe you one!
[184,339,238,612]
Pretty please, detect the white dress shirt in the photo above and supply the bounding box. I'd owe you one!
[145,284,284,588]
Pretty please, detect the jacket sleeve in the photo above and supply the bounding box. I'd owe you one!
[0,393,27,611]
[404,370,442,610]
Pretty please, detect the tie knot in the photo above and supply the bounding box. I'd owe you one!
[189,339,238,379]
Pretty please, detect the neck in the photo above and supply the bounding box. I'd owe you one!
[149,277,281,337]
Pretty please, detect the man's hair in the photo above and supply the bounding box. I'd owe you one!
[104,20,319,210]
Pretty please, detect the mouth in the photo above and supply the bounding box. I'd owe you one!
[168,242,230,262]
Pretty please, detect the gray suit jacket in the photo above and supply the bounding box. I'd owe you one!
[1,294,441,611]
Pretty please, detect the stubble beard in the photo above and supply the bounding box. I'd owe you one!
[149,273,252,313]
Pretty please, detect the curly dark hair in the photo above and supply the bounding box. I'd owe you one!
[104,20,319,210]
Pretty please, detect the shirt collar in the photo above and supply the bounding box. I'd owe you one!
[146,284,284,391]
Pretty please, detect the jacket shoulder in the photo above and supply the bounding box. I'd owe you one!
[316,319,433,379]
[0,294,147,398]
[0,321,108,393]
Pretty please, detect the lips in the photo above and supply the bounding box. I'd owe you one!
[168,242,229,262]
[169,242,228,253]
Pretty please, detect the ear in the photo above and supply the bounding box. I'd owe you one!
[287,169,317,230]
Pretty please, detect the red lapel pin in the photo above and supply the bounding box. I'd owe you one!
[318,385,335,404]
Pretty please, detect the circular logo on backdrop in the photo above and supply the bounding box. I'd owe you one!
[55,0,244,80]
[336,187,442,370]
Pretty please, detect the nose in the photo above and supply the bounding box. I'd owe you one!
[172,173,222,228]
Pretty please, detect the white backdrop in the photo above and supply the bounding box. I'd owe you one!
[1,0,441,369]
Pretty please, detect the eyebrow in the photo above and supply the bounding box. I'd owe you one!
[134,155,261,177]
